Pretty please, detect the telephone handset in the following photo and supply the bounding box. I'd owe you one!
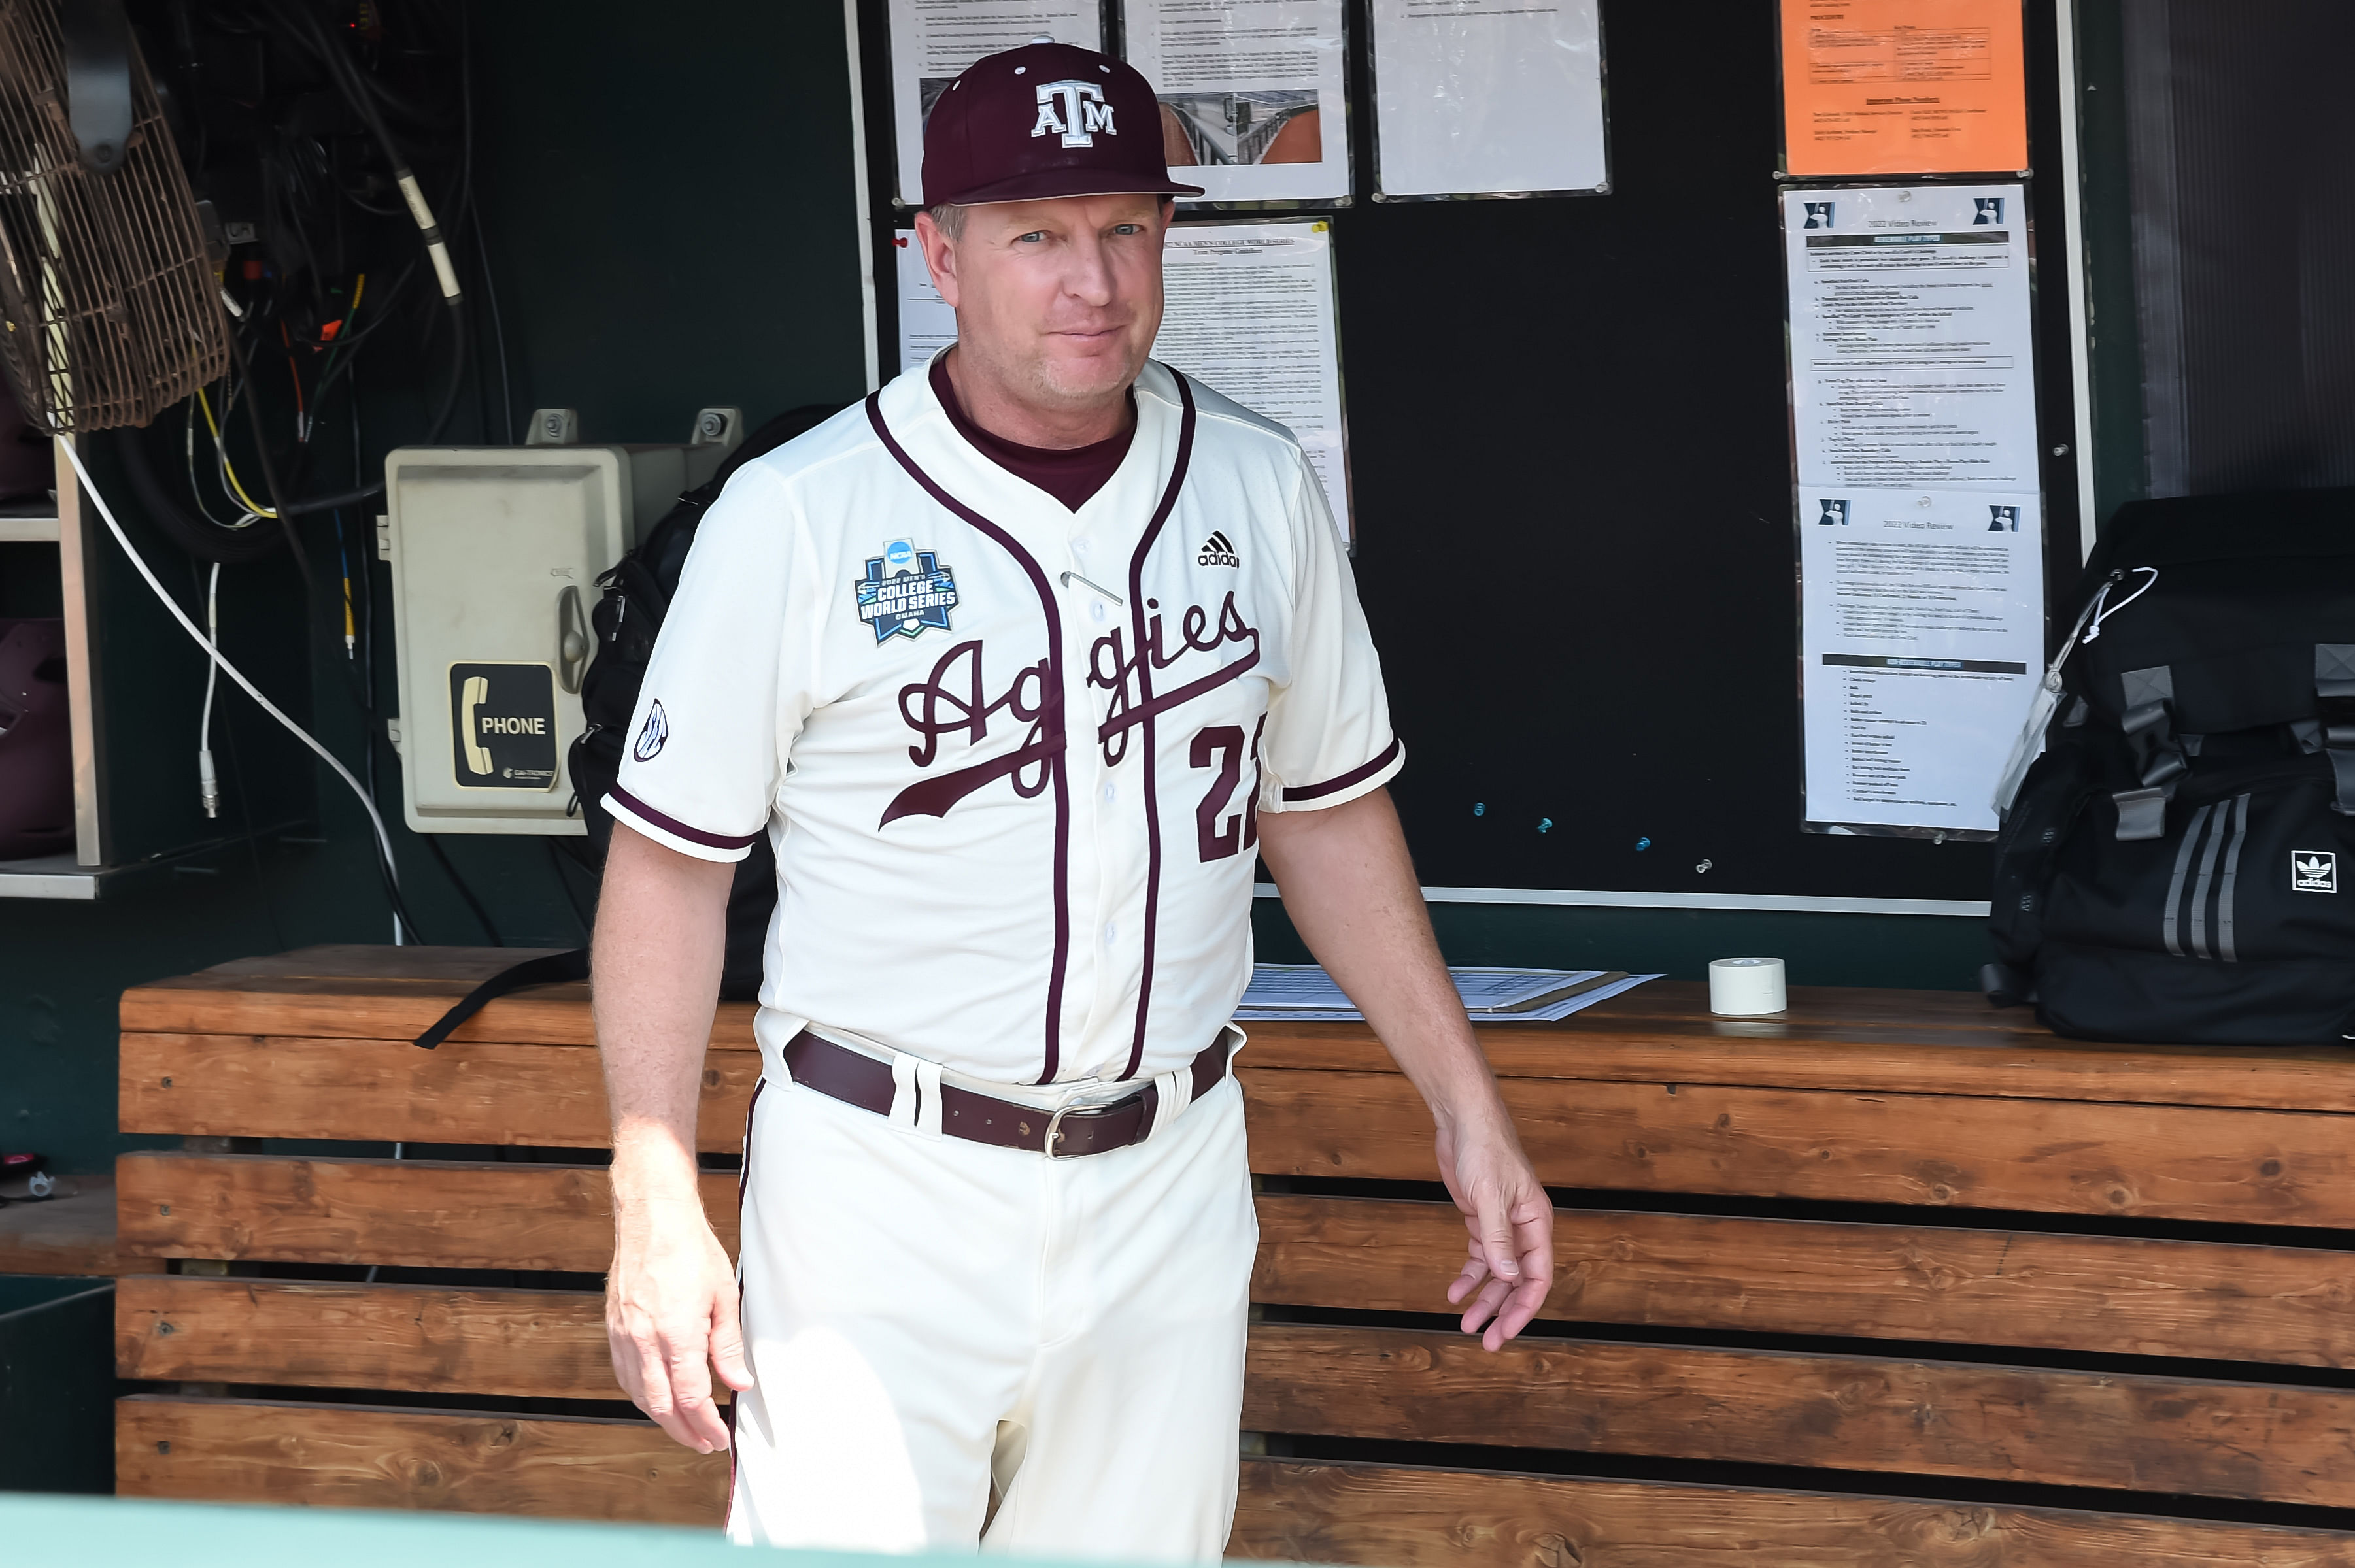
[459,675,493,776]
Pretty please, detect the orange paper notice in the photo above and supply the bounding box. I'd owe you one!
[1780,1,2027,176]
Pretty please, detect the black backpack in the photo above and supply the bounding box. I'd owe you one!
[1986,489,2355,1045]
[566,401,849,1000]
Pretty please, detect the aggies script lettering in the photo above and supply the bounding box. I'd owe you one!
[879,592,1262,863]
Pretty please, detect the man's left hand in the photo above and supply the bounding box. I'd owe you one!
[1434,1107,1553,1350]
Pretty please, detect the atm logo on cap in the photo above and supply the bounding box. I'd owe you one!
[1032,80,1115,147]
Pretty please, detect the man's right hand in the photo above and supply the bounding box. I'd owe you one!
[605,1194,753,1453]
[593,822,746,1454]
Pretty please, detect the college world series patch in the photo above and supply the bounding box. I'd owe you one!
[855,539,959,642]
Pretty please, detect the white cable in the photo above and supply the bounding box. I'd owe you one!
[1991,566,2163,816]
[197,562,221,819]
[2080,566,2158,644]
[59,436,403,903]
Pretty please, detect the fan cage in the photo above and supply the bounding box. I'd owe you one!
[0,0,228,434]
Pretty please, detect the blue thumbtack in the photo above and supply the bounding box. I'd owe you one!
[1636,837,1652,851]
[1538,818,1553,833]
[1473,803,1485,816]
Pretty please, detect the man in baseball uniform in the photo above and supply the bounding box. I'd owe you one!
[592,39,1553,1559]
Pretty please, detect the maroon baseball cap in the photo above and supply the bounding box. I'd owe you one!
[922,40,1205,208]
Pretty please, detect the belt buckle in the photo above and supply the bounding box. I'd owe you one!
[1043,1099,1118,1159]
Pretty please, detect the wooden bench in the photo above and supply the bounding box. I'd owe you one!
[113,946,2355,1563]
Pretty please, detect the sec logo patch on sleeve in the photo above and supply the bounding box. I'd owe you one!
[855,540,960,643]
[633,700,669,761]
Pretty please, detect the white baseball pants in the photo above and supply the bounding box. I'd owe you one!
[724,1068,1257,1558]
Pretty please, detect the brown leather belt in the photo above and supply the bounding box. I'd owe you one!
[781,1030,1230,1158]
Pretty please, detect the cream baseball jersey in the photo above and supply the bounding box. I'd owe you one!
[607,356,1400,1086]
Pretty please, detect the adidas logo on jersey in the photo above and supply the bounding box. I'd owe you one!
[1196,531,1239,568]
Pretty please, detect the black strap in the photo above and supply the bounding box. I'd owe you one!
[1980,962,2033,1009]
[2318,644,2355,816]
[413,949,590,1050]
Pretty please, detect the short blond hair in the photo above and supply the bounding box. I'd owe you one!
[928,203,969,239]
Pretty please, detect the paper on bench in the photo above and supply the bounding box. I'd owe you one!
[1234,965,1659,1022]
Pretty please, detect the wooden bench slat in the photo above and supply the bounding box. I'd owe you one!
[1257,1195,2355,1368]
[119,975,760,1051]
[112,1005,2355,1118]
[1245,1324,2355,1509]
[116,1158,2355,1369]
[1244,1069,2355,1225]
[114,1153,739,1270]
[1247,1020,2355,1111]
[120,1033,757,1151]
[1233,1457,2355,1567]
[116,1278,611,1395]
[114,1396,724,1524]
[120,1031,2355,1160]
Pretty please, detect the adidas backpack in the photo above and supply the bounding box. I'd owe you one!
[1986,489,2355,1045]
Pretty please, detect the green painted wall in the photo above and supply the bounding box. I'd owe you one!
[0,0,1993,1182]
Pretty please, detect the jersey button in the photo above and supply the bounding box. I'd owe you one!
[1103,921,1117,944]
[1102,782,1116,804]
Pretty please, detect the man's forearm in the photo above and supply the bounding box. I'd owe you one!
[593,822,738,1205]
[1254,789,1505,1128]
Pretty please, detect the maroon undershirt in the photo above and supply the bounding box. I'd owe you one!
[931,356,1134,512]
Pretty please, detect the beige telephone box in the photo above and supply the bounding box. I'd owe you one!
[381,409,741,835]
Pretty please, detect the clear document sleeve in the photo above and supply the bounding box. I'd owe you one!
[1783,183,2040,492]
[1368,0,1606,198]
[1798,489,2044,835]
[1153,219,1351,541]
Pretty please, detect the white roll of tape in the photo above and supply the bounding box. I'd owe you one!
[1708,956,1787,1016]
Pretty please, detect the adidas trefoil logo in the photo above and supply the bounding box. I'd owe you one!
[1196,531,1239,568]
[2292,850,2337,893]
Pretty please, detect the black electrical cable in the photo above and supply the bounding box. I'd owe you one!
[229,0,470,518]
[273,301,465,517]
[477,227,513,445]
[112,421,289,564]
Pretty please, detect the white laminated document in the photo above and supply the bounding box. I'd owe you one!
[1234,965,1657,1022]
[1153,220,1351,541]
[1786,185,2041,492]
[1798,490,2043,834]
[1121,0,1349,205]
[1367,0,1606,198]
[893,232,958,374]
[886,0,1106,205]
[1784,185,2044,837]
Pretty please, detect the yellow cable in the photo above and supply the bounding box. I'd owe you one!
[195,385,277,518]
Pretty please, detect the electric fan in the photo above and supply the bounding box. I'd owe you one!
[0,0,228,434]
